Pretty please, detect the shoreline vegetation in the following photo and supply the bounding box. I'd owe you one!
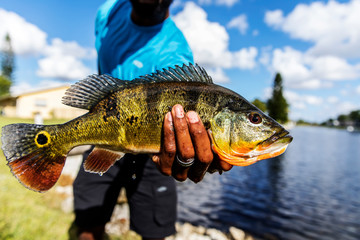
[0,116,254,240]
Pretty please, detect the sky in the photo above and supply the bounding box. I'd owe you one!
[0,0,360,123]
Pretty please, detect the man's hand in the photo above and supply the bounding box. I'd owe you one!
[152,104,232,182]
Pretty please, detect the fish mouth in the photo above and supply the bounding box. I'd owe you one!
[260,129,293,148]
[211,128,293,166]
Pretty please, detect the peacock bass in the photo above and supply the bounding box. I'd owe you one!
[1,64,292,192]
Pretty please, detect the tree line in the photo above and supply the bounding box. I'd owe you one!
[321,110,360,128]
[0,33,15,97]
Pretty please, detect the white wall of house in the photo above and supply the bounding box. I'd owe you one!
[15,86,87,119]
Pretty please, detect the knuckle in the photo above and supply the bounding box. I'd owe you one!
[192,128,205,136]
[176,123,188,132]
[166,151,176,159]
[180,151,195,160]
[165,143,176,154]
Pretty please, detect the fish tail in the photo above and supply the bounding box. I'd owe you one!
[1,123,67,192]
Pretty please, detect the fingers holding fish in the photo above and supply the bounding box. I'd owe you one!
[152,112,176,176]
[171,104,195,181]
[186,111,213,183]
[155,105,231,182]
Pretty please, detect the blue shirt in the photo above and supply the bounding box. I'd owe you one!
[95,0,193,80]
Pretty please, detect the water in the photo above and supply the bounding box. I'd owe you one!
[176,126,360,240]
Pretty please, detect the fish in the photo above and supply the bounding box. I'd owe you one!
[1,63,292,192]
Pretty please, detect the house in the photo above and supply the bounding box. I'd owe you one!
[0,85,87,120]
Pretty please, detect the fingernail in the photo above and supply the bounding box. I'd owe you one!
[187,111,199,123]
[175,105,184,118]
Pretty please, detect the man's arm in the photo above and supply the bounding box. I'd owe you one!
[152,104,233,182]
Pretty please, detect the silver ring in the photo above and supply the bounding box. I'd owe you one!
[176,154,195,167]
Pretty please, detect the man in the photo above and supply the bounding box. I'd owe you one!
[73,0,232,239]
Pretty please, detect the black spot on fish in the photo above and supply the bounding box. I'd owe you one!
[105,96,118,119]
[126,115,139,125]
[37,133,48,145]
[103,116,108,122]
[74,120,80,130]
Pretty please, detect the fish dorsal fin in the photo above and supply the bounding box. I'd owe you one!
[62,63,212,110]
[62,74,126,110]
[134,63,213,84]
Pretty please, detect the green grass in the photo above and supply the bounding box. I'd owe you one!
[0,117,140,240]
[0,151,74,239]
[0,117,74,240]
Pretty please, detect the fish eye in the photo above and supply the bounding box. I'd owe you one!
[248,112,262,124]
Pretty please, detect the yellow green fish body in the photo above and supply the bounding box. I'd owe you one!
[1,64,292,192]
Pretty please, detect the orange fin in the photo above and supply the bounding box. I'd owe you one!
[84,147,123,174]
[7,150,66,192]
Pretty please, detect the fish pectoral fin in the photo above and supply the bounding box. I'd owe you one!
[84,147,124,174]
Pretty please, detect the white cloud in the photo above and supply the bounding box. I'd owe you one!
[304,95,323,105]
[0,8,47,55]
[232,47,257,69]
[0,9,96,81]
[285,91,323,108]
[311,56,360,81]
[37,55,93,80]
[36,38,95,80]
[283,89,359,122]
[206,67,229,83]
[264,10,284,28]
[265,0,360,59]
[271,47,311,83]
[227,14,248,35]
[44,38,96,60]
[173,2,257,82]
[174,2,231,68]
[266,46,360,89]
